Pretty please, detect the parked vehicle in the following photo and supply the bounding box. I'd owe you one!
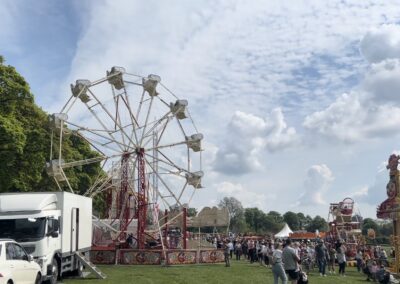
[0,239,41,284]
[0,192,99,283]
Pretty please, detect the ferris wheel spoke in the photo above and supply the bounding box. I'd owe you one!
[72,131,110,156]
[139,96,154,146]
[86,158,111,196]
[80,101,126,151]
[144,157,182,207]
[157,150,189,172]
[119,90,140,146]
[145,152,188,174]
[112,93,127,147]
[155,94,170,108]
[177,181,188,202]
[61,152,124,169]
[141,112,172,146]
[112,88,140,147]
[145,140,187,152]
[60,94,78,115]
[186,108,200,133]
[156,165,187,179]
[141,117,171,149]
[65,120,128,151]
[88,175,112,197]
[76,131,122,154]
[136,89,146,122]
[187,187,196,205]
[156,116,170,145]
[159,82,179,99]
[87,89,136,149]
[176,118,187,137]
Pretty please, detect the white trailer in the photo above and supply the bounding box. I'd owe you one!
[0,191,105,283]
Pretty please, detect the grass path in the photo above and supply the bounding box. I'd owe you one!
[64,259,371,284]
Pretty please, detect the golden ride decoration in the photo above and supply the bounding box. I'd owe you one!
[367,228,376,239]
[377,154,400,273]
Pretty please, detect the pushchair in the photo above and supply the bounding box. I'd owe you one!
[297,268,308,284]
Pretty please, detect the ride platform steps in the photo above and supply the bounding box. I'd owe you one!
[75,252,107,279]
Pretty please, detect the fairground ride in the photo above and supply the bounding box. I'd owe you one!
[46,67,203,250]
[377,154,400,273]
[326,197,362,257]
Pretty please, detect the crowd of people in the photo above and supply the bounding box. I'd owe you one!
[209,235,398,284]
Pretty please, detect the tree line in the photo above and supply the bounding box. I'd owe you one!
[218,196,329,234]
[218,197,394,243]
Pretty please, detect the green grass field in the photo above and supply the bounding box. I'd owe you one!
[63,259,374,284]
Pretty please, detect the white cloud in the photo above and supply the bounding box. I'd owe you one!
[360,24,400,64]
[297,164,334,206]
[350,186,369,199]
[215,181,267,208]
[357,171,388,206]
[304,24,400,143]
[214,108,298,175]
[303,92,364,142]
[355,151,400,205]
[364,59,400,104]
[303,91,400,142]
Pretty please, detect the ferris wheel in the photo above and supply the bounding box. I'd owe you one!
[46,67,203,247]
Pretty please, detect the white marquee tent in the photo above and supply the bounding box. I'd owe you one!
[274,223,293,239]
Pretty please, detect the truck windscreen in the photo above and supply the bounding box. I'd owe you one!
[0,218,46,242]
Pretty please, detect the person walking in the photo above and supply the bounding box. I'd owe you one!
[249,240,255,263]
[355,250,363,273]
[242,241,248,260]
[223,240,230,267]
[328,245,336,274]
[228,240,234,259]
[235,242,242,260]
[272,242,287,284]
[337,242,347,277]
[315,239,329,277]
[282,239,300,284]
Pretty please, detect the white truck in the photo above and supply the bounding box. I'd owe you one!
[0,191,104,283]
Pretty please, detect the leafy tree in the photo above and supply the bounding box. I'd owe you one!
[245,207,266,233]
[283,211,300,231]
[267,211,284,224]
[297,212,312,230]
[218,196,245,232]
[0,57,106,213]
[306,215,328,232]
[187,207,198,217]
[378,222,393,236]
[262,214,283,233]
[362,218,379,236]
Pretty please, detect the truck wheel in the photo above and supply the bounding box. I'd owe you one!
[72,261,84,277]
[49,258,59,284]
[35,273,42,284]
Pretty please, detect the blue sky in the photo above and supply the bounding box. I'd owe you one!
[2,0,400,218]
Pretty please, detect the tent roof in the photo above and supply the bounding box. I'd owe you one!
[274,223,293,238]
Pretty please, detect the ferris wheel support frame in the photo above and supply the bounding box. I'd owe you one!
[137,148,147,249]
